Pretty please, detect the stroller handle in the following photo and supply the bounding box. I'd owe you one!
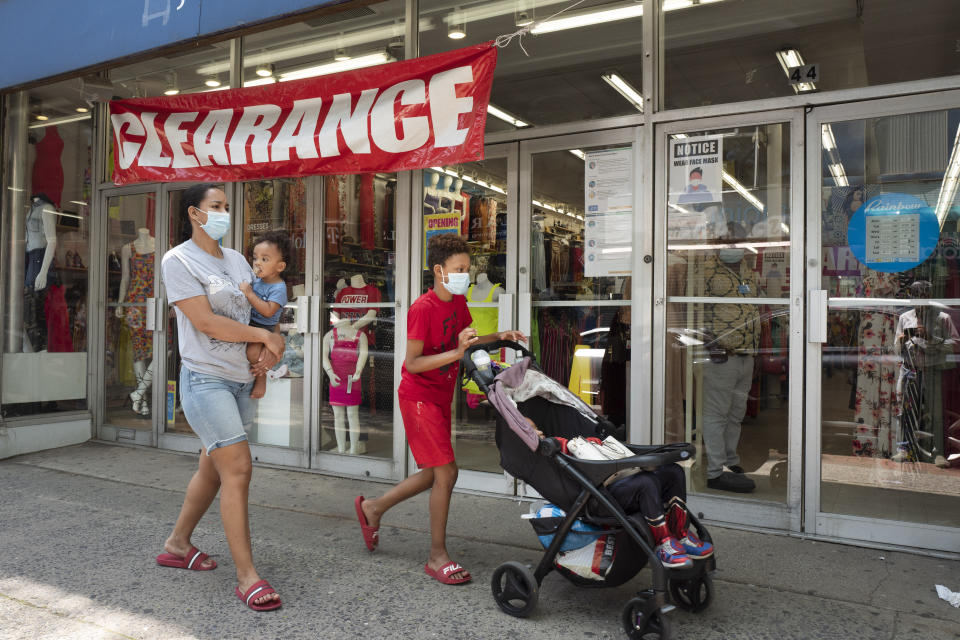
[461,340,534,379]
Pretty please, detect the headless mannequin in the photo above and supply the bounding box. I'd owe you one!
[438,175,455,213]
[23,195,58,352]
[451,178,465,219]
[423,172,441,214]
[116,228,157,415]
[322,319,369,454]
[471,272,500,302]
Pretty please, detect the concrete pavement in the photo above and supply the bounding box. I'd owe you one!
[1,442,959,640]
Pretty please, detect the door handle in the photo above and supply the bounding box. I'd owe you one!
[808,290,827,343]
[146,297,156,331]
[310,295,322,334]
[295,294,309,334]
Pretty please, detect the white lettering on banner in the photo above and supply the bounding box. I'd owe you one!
[229,104,282,165]
[370,80,429,153]
[111,113,145,169]
[271,97,323,162]
[429,65,474,147]
[110,43,498,183]
[165,111,200,168]
[140,112,172,168]
[317,90,377,157]
[193,109,232,166]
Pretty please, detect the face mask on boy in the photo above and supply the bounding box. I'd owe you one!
[441,269,471,295]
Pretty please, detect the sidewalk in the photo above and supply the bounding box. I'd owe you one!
[1,442,959,640]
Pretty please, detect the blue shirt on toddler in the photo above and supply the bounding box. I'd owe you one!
[250,279,288,326]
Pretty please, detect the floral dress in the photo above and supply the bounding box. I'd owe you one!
[851,271,900,457]
[124,244,154,361]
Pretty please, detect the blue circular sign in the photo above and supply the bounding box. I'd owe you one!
[847,193,940,273]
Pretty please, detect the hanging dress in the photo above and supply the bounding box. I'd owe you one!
[124,244,155,362]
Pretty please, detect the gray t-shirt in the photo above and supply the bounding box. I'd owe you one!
[161,240,255,383]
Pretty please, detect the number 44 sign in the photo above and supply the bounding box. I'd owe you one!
[787,63,819,86]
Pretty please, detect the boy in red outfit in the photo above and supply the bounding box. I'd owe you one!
[354,234,525,584]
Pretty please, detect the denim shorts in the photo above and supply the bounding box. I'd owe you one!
[179,367,255,454]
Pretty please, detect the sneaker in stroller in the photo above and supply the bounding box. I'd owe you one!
[462,342,716,640]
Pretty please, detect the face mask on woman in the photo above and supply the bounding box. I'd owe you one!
[441,269,471,295]
[195,208,231,241]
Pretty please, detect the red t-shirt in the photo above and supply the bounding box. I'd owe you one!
[334,283,382,345]
[398,288,472,404]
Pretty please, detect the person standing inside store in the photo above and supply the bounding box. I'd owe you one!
[700,222,760,493]
[156,183,285,611]
[354,233,526,585]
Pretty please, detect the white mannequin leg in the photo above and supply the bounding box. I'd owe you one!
[347,405,362,454]
[130,359,154,415]
[332,405,347,453]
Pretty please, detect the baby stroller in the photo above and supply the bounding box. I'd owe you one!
[461,341,716,640]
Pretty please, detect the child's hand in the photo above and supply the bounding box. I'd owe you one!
[498,330,527,343]
[239,281,252,294]
[457,327,479,355]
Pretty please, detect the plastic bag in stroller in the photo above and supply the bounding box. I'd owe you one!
[461,341,716,640]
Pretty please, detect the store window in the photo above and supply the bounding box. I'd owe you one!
[663,0,960,110]
[323,172,398,457]
[419,0,644,131]
[664,123,792,501]
[241,0,406,91]
[1,81,93,417]
[818,109,960,527]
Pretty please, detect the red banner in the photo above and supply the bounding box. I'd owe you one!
[109,43,497,185]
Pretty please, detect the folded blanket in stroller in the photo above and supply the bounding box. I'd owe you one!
[486,356,598,452]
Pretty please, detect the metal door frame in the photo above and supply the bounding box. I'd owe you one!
[653,108,805,532]
[311,171,412,481]
[518,127,648,443]
[95,183,162,448]
[804,89,960,552]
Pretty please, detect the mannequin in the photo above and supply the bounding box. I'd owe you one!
[23,194,58,352]
[116,228,157,415]
[470,272,500,303]
[462,273,502,398]
[438,175,455,213]
[423,172,441,214]
[323,319,369,454]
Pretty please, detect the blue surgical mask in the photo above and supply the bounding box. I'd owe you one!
[196,208,231,241]
[441,269,470,295]
[718,248,745,263]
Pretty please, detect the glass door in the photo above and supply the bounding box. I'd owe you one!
[806,94,960,552]
[413,144,518,494]
[518,128,645,496]
[313,171,406,480]
[99,186,160,446]
[654,112,804,531]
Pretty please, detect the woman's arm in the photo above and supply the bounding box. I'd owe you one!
[238,282,282,319]
[175,295,285,372]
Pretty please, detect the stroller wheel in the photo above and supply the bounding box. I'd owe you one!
[621,597,672,640]
[668,572,714,613]
[490,561,538,618]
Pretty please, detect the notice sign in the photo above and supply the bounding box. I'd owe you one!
[423,213,461,269]
[584,147,633,277]
[847,193,940,273]
[668,135,722,206]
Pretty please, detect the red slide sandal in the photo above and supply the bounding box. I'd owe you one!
[156,546,216,571]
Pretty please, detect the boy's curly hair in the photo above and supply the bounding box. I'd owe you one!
[253,230,294,274]
[427,233,470,271]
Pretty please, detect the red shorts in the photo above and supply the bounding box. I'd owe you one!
[399,398,454,469]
